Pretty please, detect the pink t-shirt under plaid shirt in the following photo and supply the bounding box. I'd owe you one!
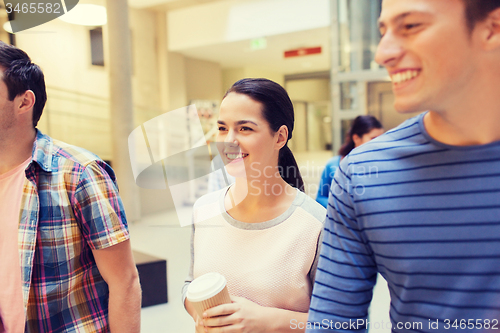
[0,157,31,333]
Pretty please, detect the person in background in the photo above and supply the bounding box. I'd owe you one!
[183,78,325,332]
[307,0,500,331]
[0,41,141,332]
[316,115,383,208]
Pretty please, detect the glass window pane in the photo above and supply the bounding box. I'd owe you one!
[341,118,354,146]
[338,0,382,72]
[340,81,357,110]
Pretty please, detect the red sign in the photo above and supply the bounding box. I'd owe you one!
[284,46,322,58]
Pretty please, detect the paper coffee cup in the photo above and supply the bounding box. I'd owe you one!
[187,272,231,317]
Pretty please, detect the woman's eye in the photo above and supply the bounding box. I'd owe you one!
[218,126,227,131]
[240,127,253,131]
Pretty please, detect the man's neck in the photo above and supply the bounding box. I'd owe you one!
[0,127,36,174]
[423,70,500,146]
[424,108,500,146]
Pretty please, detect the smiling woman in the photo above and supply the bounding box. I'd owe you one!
[182,78,326,333]
[217,79,304,192]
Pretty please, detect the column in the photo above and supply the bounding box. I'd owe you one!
[330,0,342,154]
[106,0,141,222]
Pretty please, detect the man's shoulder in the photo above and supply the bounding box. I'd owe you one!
[51,139,102,168]
[35,131,104,169]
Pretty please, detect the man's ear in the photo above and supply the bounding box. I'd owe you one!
[482,7,500,51]
[275,125,289,150]
[16,90,36,115]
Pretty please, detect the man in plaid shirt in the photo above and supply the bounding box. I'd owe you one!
[0,42,141,332]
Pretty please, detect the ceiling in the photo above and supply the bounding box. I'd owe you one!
[127,0,331,75]
[128,0,222,10]
[178,27,330,74]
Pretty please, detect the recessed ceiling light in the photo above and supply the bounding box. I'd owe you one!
[58,4,107,26]
[3,21,13,33]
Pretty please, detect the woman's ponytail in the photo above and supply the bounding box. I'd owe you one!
[278,145,304,192]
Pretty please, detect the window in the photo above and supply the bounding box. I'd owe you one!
[90,27,104,66]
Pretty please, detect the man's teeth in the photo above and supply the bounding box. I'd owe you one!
[391,70,419,84]
[226,153,248,159]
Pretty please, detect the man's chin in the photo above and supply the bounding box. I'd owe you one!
[393,99,428,114]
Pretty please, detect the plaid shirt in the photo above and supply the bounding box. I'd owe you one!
[19,130,129,332]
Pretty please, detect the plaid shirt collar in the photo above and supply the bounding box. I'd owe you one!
[31,130,53,173]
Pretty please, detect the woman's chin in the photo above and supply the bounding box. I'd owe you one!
[226,161,247,179]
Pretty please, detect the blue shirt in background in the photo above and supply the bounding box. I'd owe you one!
[316,155,341,208]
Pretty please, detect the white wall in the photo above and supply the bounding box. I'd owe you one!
[185,57,222,101]
[222,67,284,92]
[168,0,330,51]
[286,78,330,102]
[16,19,111,159]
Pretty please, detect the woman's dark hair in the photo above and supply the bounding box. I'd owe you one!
[224,78,304,192]
[338,115,382,157]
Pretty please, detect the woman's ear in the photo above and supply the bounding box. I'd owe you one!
[352,134,363,148]
[275,125,289,150]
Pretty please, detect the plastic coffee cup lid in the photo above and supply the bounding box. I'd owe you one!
[187,272,227,302]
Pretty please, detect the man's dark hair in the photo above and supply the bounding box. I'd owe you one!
[462,0,500,32]
[0,41,46,127]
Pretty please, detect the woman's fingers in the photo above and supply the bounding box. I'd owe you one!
[229,295,244,302]
[203,303,240,319]
[195,316,206,333]
[203,311,242,328]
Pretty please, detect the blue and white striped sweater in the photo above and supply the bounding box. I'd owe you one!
[307,112,500,332]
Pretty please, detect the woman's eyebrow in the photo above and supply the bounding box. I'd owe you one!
[217,120,258,126]
[235,120,258,126]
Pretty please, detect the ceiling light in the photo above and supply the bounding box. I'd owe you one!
[58,4,107,26]
[3,21,13,33]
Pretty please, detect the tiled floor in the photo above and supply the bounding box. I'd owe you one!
[132,151,390,333]
[129,207,195,333]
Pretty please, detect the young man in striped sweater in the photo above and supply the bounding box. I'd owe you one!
[307,0,500,332]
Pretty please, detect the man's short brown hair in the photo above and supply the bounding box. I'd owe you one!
[0,41,46,127]
[462,0,500,32]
